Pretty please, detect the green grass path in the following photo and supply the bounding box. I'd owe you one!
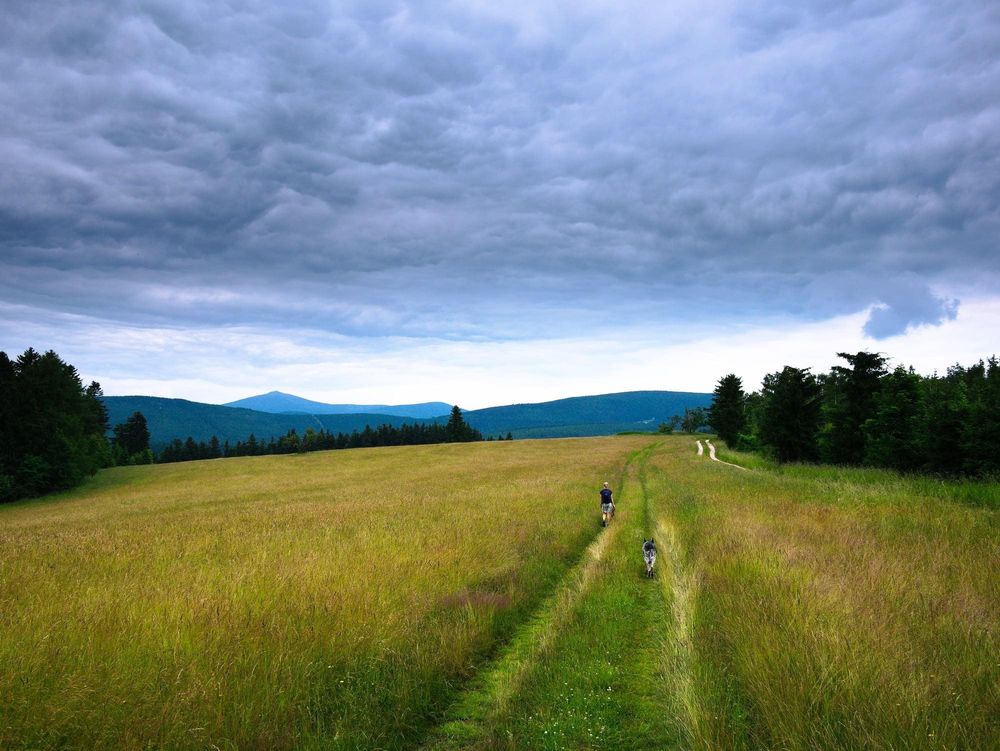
[423,442,688,750]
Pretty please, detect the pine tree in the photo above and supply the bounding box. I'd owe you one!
[447,406,470,442]
[708,374,746,446]
[1,348,110,500]
[820,351,888,464]
[0,352,16,500]
[962,357,1000,474]
[113,411,150,460]
[863,366,922,470]
[918,374,968,473]
[759,366,822,463]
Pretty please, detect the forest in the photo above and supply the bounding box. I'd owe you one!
[0,348,484,502]
[709,351,1000,476]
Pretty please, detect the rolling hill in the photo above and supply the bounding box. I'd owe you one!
[103,390,715,449]
[103,396,418,450]
[223,391,452,418]
[463,390,714,437]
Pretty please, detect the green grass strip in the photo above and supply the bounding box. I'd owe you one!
[420,448,651,750]
[424,442,686,750]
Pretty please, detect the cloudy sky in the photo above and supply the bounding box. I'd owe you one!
[2,0,998,408]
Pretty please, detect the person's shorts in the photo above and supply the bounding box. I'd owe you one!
[601,502,613,514]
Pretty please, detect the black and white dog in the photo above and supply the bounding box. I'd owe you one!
[642,538,657,578]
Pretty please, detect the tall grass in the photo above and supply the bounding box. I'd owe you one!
[443,441,687,750]
[430,445,682,751]
[0,437,650,750]
[3,435,995,750]
[651,440,999,750]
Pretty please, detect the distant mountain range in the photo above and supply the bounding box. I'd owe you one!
[103,390,713,450]
[224,391,452,419]
[462,391,714,438]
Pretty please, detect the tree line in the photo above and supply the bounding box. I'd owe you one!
[657,407,709,435]
[708,351,1000,476]
[156,406,498,464]
[1,348,494,502]
[0,349,111,502]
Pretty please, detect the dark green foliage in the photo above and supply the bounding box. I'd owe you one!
[863,367,923,471]
[0,348,111,502]
[759,366,823,463]
[681,407,708,433]
[112,411,152,465]
[155,414,485,464]
[446,405,479,442]
[819,352,888,464]
[708,374,746,446]
[961,357,1000,474]
[722,352,999,476]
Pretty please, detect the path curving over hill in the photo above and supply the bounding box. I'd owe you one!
[702,439,749,470]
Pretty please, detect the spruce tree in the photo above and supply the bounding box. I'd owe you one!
[446,405,467,442]
[759,366,822,463]
[113,411,150,460]
[708,374,746,446]
[863,366,922,470]
[820,351,888,464]
[1,348,110,500]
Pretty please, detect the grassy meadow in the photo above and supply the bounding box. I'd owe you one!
[1,435,997,749]
[653,442,1000,750]
[0,437,650,749]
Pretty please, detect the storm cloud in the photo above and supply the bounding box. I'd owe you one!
[2,1,998,368]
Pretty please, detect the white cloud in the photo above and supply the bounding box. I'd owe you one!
[3,297,997,408]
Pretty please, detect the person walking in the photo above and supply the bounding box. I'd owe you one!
[600,482,615,527]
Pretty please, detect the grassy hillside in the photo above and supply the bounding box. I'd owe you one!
[464,390,713,437]
[424,439,999,751]
[2,437,995,750]
[0,437,649,750]
[651,444,999,750]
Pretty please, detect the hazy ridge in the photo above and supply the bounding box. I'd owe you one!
[103,390,713,449]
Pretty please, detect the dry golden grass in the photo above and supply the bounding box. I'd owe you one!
[0,437,650,750]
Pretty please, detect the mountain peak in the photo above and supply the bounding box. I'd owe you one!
[222,392,453,419]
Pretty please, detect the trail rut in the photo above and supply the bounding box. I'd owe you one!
[419,448,649,750]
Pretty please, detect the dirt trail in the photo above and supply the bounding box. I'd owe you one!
[703,439,748,471]
[420,449,647,750]
[419,525,619,750]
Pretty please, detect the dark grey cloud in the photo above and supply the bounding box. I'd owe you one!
[863,275,960,339]
[1,0,998,341]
